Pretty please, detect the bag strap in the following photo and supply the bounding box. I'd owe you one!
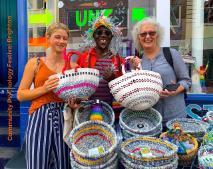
[32,56,40,82]
[163,47,173,69]
[163,47,187,99]
[34,56,40,75]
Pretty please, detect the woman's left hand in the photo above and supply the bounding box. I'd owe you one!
[102,65,115,81]
[160,89,177,98]
[130,56,141,70]
[67,96,83,109]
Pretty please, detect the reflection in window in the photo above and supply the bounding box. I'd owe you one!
[37,27,46,37]
[204,0,213,23]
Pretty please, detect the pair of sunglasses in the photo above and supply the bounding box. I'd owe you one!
[139,31,156,37]
[94,29,112,36]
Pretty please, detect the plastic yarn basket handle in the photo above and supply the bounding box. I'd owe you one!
[121,56,142,75]
[62,50,81,74]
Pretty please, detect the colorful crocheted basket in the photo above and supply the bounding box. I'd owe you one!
[69,121,117,166]
[108,69,163,110]
[119,108,162,136]
[198,145,213,169]
[70,151,118,169]
[166,118,208,140]
[120,136,178,168]
[206,111,213,125]
[120,123,162,140]
[74,100,115,126]
[50,50,100,101]
[52,68,99,100]
[121,155,178,169]
[160,129,198,166]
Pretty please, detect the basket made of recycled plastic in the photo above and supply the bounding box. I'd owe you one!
[166,118,208,140]
[206,111,213,125]
[198,145,213,169]
[51,51,100,101]
[52,68,99,100]
[70,151,118,169]
[69,121,117,166]
[74,100,115,126]
[120,122,162,140]
[121,155,178,169]
[108,66,163,110]
[119,108,162,135]
[120,136,178,164]
[203,125,213,146]
[160,132,198,166]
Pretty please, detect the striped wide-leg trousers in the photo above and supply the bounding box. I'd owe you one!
[25,102,71,169]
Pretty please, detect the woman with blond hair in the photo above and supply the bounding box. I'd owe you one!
[17,23,79,169]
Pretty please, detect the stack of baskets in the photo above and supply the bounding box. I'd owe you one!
[120,136,178,169]
[69,121,118,169]
[198,145,213,169]
[119,108,162,139]
[166,118,209,141]
[74,100,115,126]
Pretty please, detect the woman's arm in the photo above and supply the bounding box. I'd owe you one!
[171,49,192,92]
[17,58,59,101]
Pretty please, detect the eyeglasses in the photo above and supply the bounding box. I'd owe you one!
[94,29,112,36]
[139,31,156,37]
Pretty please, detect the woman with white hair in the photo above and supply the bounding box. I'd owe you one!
[132,17,191,125]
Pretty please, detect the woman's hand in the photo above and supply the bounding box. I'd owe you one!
[129,56,141,70]
[67,96,88,109]
[160,84,185,98]
[67,96,81,109]
[160,89,177,98]
[43,76,59,93]
[102,65,115,81]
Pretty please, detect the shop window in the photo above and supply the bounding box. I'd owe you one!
[204,0,213,23]
[28,0,45,9]
[171,5,181,27]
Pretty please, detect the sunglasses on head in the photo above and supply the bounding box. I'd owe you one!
[94,29,112,36]
[139,31,156,37]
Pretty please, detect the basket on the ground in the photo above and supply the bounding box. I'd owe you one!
[119,108,162,139]
[52,68,99,100]
[120,123,162,140]
[160,132,198,166]
[166,118,208,141]
[120,136,178,168]
[206,111,213,125]
[74,100,115,126]
[69,121,117,167]
[198,145,213,169]
[70,151,118,169]
[121,155,178,169]
[108,69,163,110]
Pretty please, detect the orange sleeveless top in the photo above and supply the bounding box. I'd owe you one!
[29,59,63,114]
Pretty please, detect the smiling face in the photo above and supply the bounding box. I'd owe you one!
[93,26,113,51]
[139,23,158,50]
[47,28,69,53]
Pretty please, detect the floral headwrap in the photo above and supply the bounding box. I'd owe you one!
[83,12,123,54]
